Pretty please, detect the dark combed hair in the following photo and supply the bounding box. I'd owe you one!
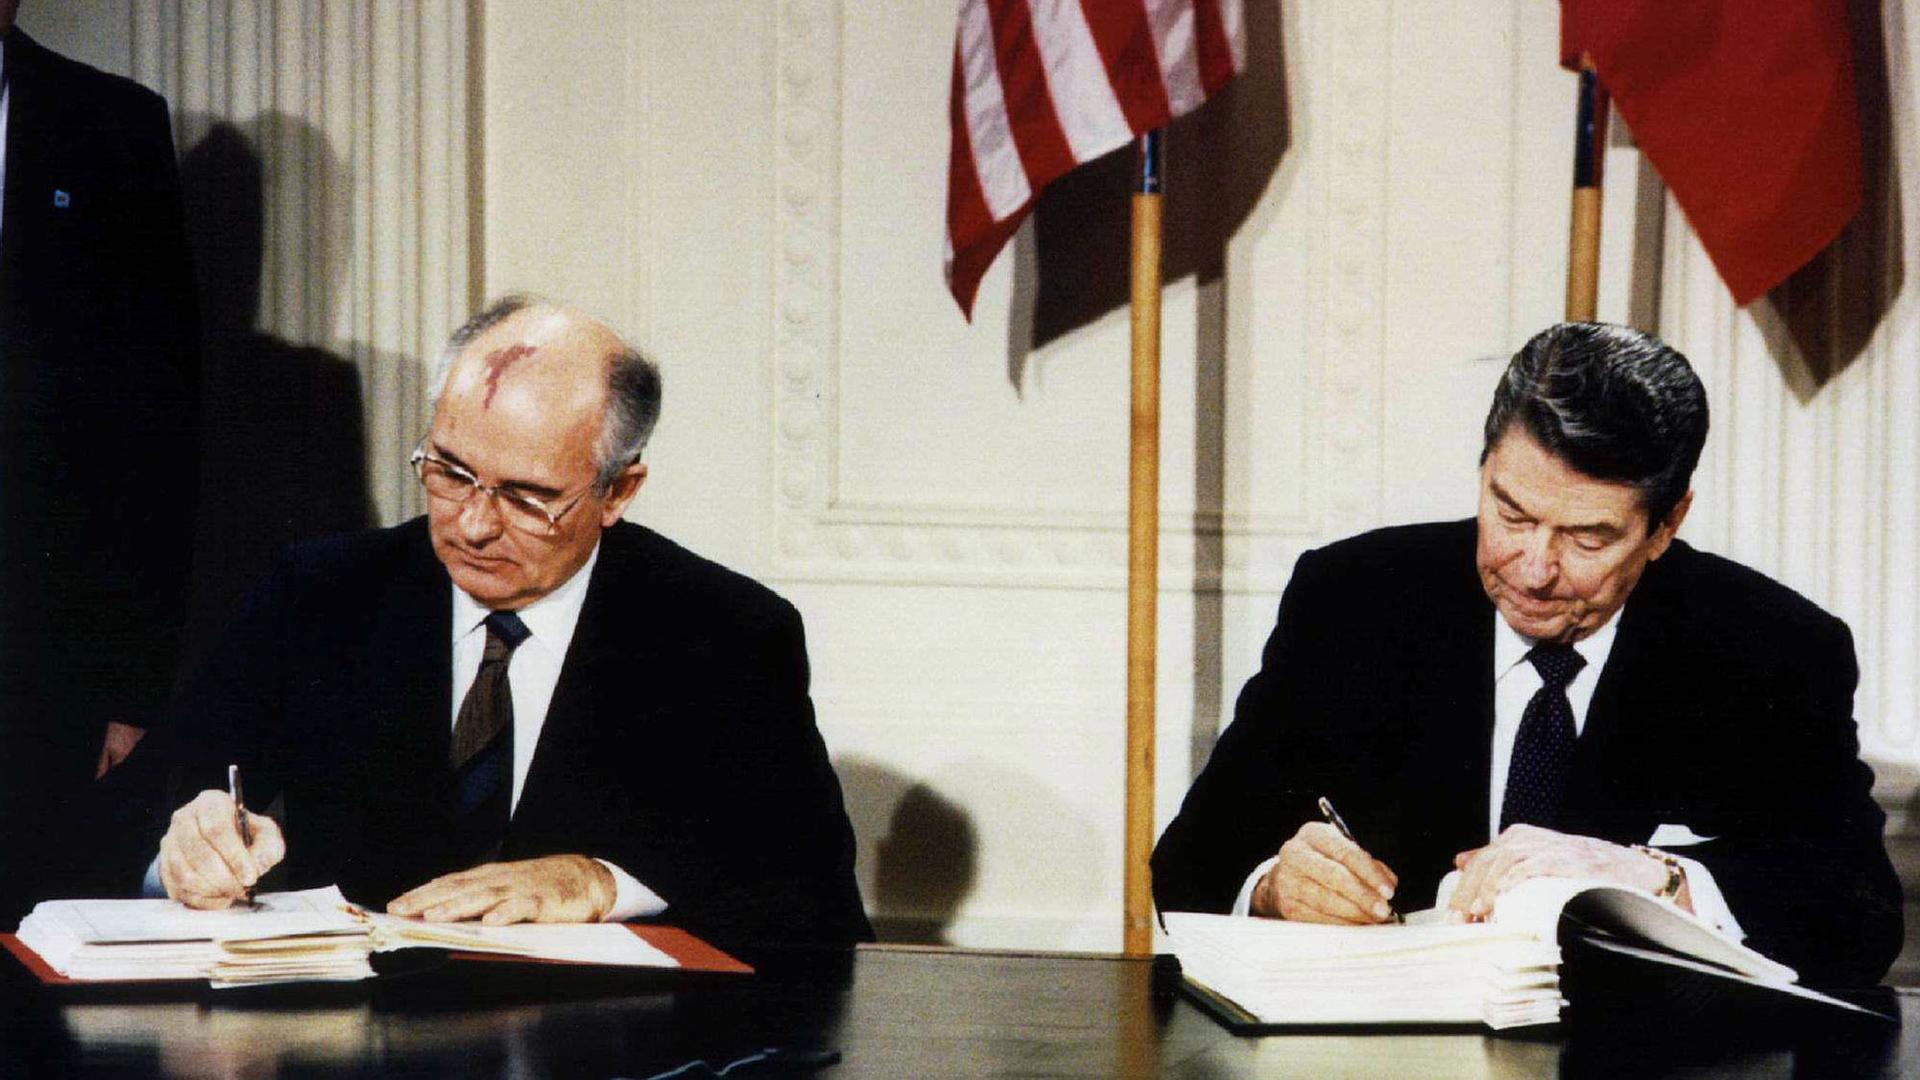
[1481,322,1708,527]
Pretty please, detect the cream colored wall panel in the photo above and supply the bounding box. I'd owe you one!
[1379,2,1515,522]
[615,2,779,575]
[1504,1,1574,338]
[1230,202,1317,542]
[1214,0,1317,596]
[1308,0,1388,542]
[481,0,630,325]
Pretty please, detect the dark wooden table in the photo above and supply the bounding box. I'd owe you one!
[0,944,1909,1077]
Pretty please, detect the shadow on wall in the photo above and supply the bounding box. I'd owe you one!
[835,756,979,944]
[1753,0,1904,397]
[837,755,1111,946]
[175,114,377,675]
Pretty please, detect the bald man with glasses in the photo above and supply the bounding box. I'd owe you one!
[143,296,871,952]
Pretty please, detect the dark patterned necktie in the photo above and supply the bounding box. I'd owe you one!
[1499,643,1587,832]
[450,611,531,866]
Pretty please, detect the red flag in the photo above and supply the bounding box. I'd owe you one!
[1562,2,1863,305]
[945,0,1246,318]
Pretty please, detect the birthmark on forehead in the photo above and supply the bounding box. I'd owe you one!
[480,344,537,409]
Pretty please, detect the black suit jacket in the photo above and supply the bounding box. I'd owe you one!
[0,30,198,915]
[1152,519,1902,986]
[152,519,872,953]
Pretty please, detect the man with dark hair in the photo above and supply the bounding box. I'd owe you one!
[141,298,871,952]
[1152,322,1902,986]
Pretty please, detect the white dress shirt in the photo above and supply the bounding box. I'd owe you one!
[1231,611,1743,937]
[449,542,666,921]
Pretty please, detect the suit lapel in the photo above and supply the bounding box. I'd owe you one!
[361,529,455,819]
[1381,520,1498,882]
[513,529,661,838]
[1562,551,1683,843]
[1430,526,1498,850]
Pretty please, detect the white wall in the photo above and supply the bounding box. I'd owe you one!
[34,1,1920,967]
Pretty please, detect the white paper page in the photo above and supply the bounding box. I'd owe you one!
[1492,878,1795,983]
[362,914,678,968]
[41,887,362,944]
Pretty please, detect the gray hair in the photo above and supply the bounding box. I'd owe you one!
[1481,322,1708,527]
[432,294,663,490]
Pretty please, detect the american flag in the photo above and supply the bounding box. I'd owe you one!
[946,0,1246,317]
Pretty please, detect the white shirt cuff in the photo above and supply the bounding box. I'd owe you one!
[1232,855,1280,917]
[142,852,166,898]
[595,858,668,921]
[1664,852,1744,941]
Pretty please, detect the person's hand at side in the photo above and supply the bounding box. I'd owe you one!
[94,721,146,779]
[1449,824,1688,921]
[1250,821,1400,923]
[158,790,286,909]
[387,855,617,925]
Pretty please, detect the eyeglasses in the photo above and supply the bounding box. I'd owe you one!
[409,445,594,536]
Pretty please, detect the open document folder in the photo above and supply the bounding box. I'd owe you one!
[11,886,740,989]
[1165,875,1881,1031]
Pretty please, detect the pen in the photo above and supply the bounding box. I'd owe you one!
[1318,796,1402,924]
[228,764,260,908]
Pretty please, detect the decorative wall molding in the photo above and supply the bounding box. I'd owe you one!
[765,0,1362,595]
[130,0,472,527]
[1313,0,1390,542]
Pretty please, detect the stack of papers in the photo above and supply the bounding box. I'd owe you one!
[15,885,680,988]
[1166,875,1816,1031]
[17,887,374,988]
[1166,913,1563,1028]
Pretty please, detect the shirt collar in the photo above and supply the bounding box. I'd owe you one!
[1492,605,1622,680]
[451,540,602,646]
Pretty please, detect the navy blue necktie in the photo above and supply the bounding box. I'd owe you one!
[1499,643,1586,832]
[450,611,531,866]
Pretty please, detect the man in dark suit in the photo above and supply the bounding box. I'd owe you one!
[149,296,871,951]
[0,9,200,918]
[1152,322,1901,986]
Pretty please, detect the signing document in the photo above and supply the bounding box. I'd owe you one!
[1166,875,1878,1030]
[16,886,675,988]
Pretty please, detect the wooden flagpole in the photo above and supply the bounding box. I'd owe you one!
[1124,129,1163,957]
[1566,57,1610,321]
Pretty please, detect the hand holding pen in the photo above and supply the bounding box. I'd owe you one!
[1248,795,1401,925]
[228,765,260,907]
[154,767,288,911]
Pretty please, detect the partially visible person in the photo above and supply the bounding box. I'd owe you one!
[1152,322,1901,987]
[144,296,870,952]
[0,3,200,919]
